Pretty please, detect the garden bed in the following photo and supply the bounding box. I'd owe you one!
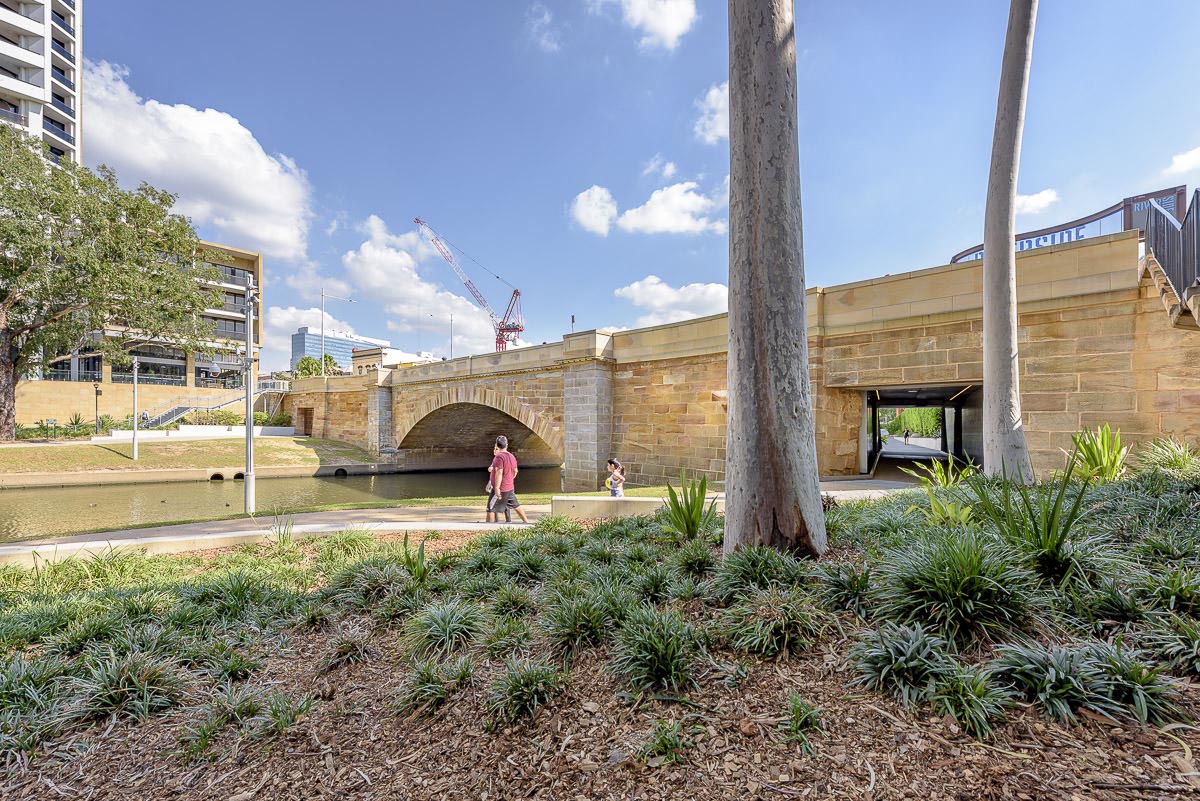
[2,444,1200,800]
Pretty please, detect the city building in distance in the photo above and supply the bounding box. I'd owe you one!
[350,347,437,375]
[0,0,82,164]
[291,328,390,374]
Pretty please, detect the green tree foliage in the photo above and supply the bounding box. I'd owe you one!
[292,354,342,378]
[0,125,222,440]
[885,408,944,438]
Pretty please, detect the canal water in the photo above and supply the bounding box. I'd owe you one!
[0,468,562,543]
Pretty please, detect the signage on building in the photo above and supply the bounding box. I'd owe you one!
[950,185,1187,263]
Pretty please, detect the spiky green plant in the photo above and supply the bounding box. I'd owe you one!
[988,642,1118,725]
[780,692,823,753]
[403,598,488,658]
[719,586,831,656]
[664,471,719,538]
[1070,424,1129,483]
[542,593,612,655]
[247,691,313,739]
[321,622,377,672]
[711,546,798,604]
[483,616,532,658]
[670,538,717,579]
[847,622,953,709]
[610,605,698,693]
[1135,438,1200,478]
[928,665,1008,738]
[873,529,1042,647]
[394,657,474,717]
[64,649,189,723]
[814,562,872,618]
[637,719,695,764]
[483,658,565,726]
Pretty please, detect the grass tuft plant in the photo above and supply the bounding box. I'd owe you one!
[484,658,565,727]
[664,471,719,538]
[719,586,831,656]
[403,598,488,658]
[610,605,698,693]
[929,665,1008,738]
[780,692,822,753]
[638,719,695,764]
[847,622,953,708]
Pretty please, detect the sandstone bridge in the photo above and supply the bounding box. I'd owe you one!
[285,231,1200,491]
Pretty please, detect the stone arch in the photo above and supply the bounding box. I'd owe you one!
[394,399,563,472]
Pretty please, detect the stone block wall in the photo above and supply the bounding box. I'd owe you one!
[283,389,369,450]
[562,361,614,491]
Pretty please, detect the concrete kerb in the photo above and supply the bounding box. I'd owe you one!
[0,520,530,569]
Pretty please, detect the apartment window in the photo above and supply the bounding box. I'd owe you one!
[53,93,65,105]
[0,65,16,80]
[209,318,246,336]
[2,100,16,114]
[46,118,65,132]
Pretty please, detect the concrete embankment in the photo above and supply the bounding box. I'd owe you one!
[0,462,401,490]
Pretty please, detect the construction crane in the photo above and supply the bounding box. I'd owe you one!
[413,217,524,352]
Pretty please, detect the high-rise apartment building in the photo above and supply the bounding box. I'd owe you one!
[0,0,81,164]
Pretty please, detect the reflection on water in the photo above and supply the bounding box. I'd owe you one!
[0,468,562,543]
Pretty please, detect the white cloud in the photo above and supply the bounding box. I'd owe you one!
[83,60,312,262]
[283,263,352,304]
[1014,189,1059,215]
[340,216,499,355]
[261,305,358,373]
[527,4,562,53]
[325,220,339,236]
[587,0,697,50]
[694,81,728,144]
[617,182,726,234]
[571,185,619,235]
[642,153,677,179]
[614,275,727,326]
[1164,145,1200,176]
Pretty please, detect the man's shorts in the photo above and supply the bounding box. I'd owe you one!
[488,490,521,510]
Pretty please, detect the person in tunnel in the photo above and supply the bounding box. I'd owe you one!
[486,435,529,524]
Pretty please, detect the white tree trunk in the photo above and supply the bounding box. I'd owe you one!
[724,0,826,557]
[982,0,1037,482]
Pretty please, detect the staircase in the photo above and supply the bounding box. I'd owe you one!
[143,388,250,428]
[1144,189,1200,329]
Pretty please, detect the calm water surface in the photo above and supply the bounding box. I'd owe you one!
[0,468,562,543]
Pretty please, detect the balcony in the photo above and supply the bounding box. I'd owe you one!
[50,40,71,63]
[50,11,72,35]
[0,106,24,126]
[0,3,41,37]
[60,0,74,9]
[111,373,187,387]
[0,34,41,69]
[50,96,72,118]
[42,117,73,144]
[45,369,102,383]
[50,68,72,90]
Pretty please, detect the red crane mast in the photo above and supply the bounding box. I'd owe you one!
[413,217,524,352]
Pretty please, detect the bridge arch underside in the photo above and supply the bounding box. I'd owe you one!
[395,403,563,472]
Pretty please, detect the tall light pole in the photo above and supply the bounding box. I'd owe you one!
[449,313,454,359]
[320,287,354,377]
[93,382,101,433]
[244,277,259,515]
[131,357,139,461]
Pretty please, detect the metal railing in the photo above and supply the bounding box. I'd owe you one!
[0,107,25,126]
[50,97,73,118]
[50,40,72,63]
[44,369,102,382]
[51,69,73,90]
[111,373,187,387]
[256,379,290,393]
[61,0,75,9]
[42,118,73,144]
[1146,191,1200,307]
[50,12,72,35]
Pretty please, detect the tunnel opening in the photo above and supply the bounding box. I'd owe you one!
[863,384,981,479]
[397,402,561,472]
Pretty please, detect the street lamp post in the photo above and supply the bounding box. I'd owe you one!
[449,313,454,359]
[320,287,355,377]
[93,382,101,433]
[244,277,259,515]
[131,357,139,461]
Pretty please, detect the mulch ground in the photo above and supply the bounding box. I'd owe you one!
[7,536,1200,800]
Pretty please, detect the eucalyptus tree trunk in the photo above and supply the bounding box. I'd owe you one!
[982,0,1037,482]
[724,0,826,557]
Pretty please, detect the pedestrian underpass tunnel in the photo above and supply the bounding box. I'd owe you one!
[395,402,562,472]
[860,384,982,478]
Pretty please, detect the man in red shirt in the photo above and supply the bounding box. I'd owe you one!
[487,435,528,524]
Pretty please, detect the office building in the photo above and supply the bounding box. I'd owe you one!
[0,0,82,164]
[291,328,389,373]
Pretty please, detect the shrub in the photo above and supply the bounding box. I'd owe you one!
[208,682,265,726]
[929,665,1008,738]
[1142,566,1200,616]
[884,407,942,437]
[989,642,1118,724]
[634,564,674,604]
[664,472,719,538]
[610,605,698,693]
[719,586,831,656]
[328,560,411,609]
[484,658,565,726]
[1071,424,1129,483]
[321,622,377,672]
[492,583,537,618]
[847,623,953,708]
[177,711,224,764]
[247,690,313,739]
[1144,615,1200,676]
[1078,578,1153,636]
[780,692,823,753]
[483,616,532,658]
[394,657,473,717]
[1090,642,1180,724]
[183,571,280,621]
[711,546,799,604]
[529,515,584,538]
[543,593,612,655]
[873,529,1041,647]
[316,528,378,566]
[503,546,550,583]
[65,649,189,723]
[403,598,487,658]
[670,538,717,579]
[1135,438,1200,479]
[899,458,976,489]
[814,562,872,618]
[638,719,694,764]
[966,463,1104,589]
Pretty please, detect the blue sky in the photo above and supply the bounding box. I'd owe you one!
[81,0,1200,371]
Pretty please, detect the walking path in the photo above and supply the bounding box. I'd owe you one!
[0,479,915,567]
